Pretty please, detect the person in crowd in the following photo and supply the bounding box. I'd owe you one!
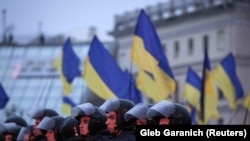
[124,103,156,126]
[147,100,191,125]
[17,125,35,141]
[71,102,111,141]
[4,115,28,127]
[36,116,65,141]
[27,106,59,141]
[59,116,80,141]
[100,98,135,141]
[2,122,21,141]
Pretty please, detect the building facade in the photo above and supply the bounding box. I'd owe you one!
[109,0,250,124]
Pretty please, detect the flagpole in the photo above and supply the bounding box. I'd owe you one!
[243,106,249,124]
[227,106,241,124]
[129,57,133,101]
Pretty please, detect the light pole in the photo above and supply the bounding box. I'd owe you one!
[2,9,6,44]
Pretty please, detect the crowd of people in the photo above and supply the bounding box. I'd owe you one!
[0,98,191,141]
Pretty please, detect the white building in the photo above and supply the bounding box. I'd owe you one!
[109,0,250,124]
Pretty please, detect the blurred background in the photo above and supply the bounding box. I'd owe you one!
[0,0,250,125]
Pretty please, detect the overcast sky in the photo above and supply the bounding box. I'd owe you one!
[0,0,169,41]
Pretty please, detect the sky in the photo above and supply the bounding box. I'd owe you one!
[0,0,169,42]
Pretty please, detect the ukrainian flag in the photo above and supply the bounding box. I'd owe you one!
[54,38,81,95]
[54,38,80,115]
[243,93,250,112]
[62,96,77,115]
[62,38,81,84]
[83,36,142,103]
[131,9,176,102]
[200,48,220,124]
[183,67,201,111]
[213,52,244,109]
[0,82,9,109]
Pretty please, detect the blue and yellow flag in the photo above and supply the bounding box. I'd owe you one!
[54,38,81,95]
[54,38,80,115]
[62,38,81,84]
[0,83,9,109]
[61,96,77,115]
[200,48,220,124]
[123,69,142,104]
[183,67,201,111]
[131,9,176,102]
[213,52,244,109]
[243,93,250,112]
[83,36,142,103]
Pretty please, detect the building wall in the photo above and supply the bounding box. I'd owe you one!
[112,0,250,124]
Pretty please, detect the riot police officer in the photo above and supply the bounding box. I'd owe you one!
[71,102,111,141]
[147,100,191,125]
[100,98,135,141]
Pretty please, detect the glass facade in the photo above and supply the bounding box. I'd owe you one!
[0,42,115,123]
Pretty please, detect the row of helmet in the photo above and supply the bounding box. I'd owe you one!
[0,98,191,141]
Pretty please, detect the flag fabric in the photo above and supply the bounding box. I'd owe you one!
[61,96,77,115]
[136,70,161,102]
[0,83,9,109]
[62,38,81,83]
[54,53,73,95]
[131,9,175,102]
[200,47,220,124]
[213,52,244,109]
[54,38,81,115]
[83,36,142,103]
[183,67,201,111]
[243,93,250,112]
[190,105,198,125]
[123,69,142,104]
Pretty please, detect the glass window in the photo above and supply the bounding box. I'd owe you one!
[0,47,12,57]
[188,38,194,55]
[26,47,39,57]
[40,47,54,57]
[203,35,209,51]
[174,41,180,58]
[13,47,26,56]
[217,30,226,51]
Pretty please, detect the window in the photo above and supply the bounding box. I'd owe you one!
[162,43,167,53]
[174,41,180,58]
[217,30,226,51]
[203,35,209,51]
[188,38,194,55]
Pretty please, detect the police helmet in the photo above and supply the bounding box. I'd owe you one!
[100,98,135,131]
[37,116,65,131]
[147,100,191,125]
[16,126,33,141]
[2,122,21,140]
[124,103,149,121]
[27,107,59,119]
[71,103,107,136]
[5,115,27,127]
[60,116,79,140]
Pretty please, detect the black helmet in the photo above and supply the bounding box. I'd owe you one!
[27,107,59,119]
[16,125,33,141]
[37,116,65,141]
[71,103,107,136]
[147,100,191,125]
[60,116,79,140]
[124,103,149,121]
[37,116,65,131]
[125,103,156,125]
[100,98,135,131]
[5,115,27,127]
[2,122,21,141]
